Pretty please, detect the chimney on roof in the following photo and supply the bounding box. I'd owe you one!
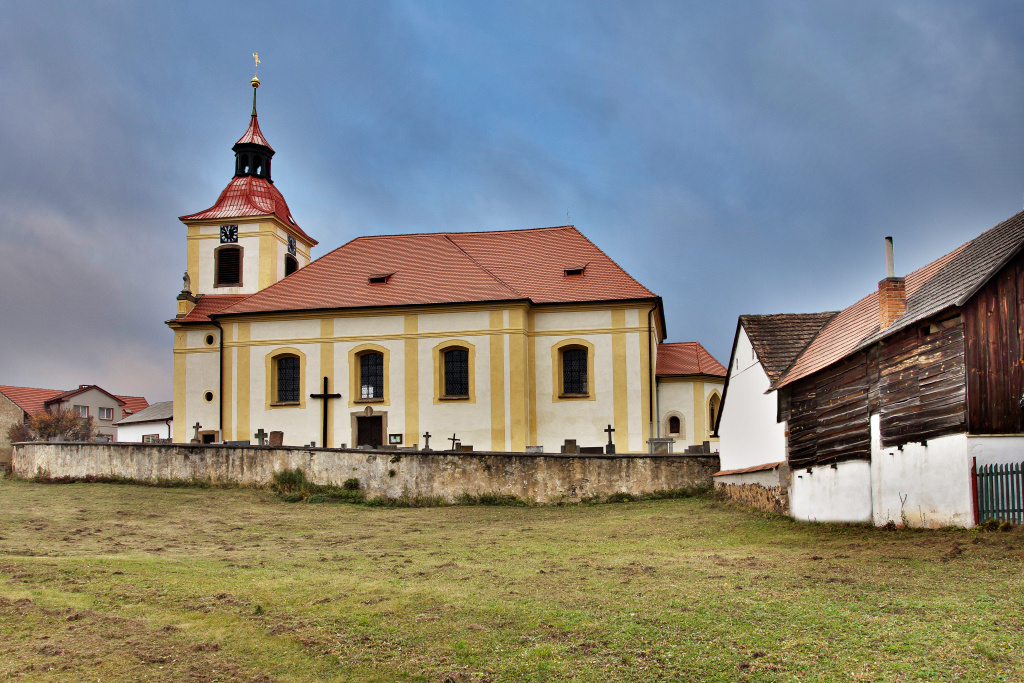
[878,236,906,329]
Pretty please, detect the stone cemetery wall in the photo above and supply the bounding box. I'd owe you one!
[12,442,719,504]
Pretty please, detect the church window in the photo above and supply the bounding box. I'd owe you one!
[668,415,681,435]
[562,347,588,395]
[708,393,721,431]
[276,355,300,403]
[360,352,384,400]
[215,246,242,287]
[443,348,469,397]
[285,255,298,276]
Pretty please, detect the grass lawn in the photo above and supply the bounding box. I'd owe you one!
[0,477,1021,682]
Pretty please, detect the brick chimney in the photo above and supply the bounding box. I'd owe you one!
[878,236,906,329]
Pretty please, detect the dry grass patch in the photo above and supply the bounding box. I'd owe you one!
[0,477,1021,681]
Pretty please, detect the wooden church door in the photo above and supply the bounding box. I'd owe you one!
[356,416,383,448]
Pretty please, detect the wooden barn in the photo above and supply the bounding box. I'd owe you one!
[716,209,1024,527]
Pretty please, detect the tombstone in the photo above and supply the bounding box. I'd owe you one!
[561,439,580,455]
[648,437,674,454]
[269,431,284,447]
[457,444,474,452]
[580,446,604,454]
[525,446,544,454]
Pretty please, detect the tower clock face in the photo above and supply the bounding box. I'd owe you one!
[220,225,238,243]
[287,236,296,255]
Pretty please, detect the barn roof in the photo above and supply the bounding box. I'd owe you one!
[775,209,1024,389]
[738,313,838,383]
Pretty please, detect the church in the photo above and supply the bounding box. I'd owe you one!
[168,75,724,453]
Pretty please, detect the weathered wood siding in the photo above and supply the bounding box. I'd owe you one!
[964,249,1024,433]
[787,352,871,469]
[877,315,966,447]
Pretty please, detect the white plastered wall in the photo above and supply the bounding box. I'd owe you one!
[657,380,694,446]
[117,420,172,443]
[789,459,873,523]
[718,327,787,471]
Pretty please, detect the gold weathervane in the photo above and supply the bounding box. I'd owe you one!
[251,52,261,88]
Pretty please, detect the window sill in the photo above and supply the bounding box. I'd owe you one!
[558,393,590,399]
[354,398,385,404]
[270,401,301,407]
[439,395,470,401]
[214,283,242,288]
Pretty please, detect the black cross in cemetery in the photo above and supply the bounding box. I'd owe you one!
[254,428,267,446]
[448,433,459,451]
[192,422,202,442]
[422,431,431,450]
[604,424,616,455]
[310,376,341,449]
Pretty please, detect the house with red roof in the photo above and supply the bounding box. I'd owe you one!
[0,384,149,464]
[716,213,1024,527]
[168,77,725,454]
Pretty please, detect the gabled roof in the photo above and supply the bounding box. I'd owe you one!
[235,113,274,151]
[656,342,727,378]
[114,400,172,425]
[776,209,1024,389]
[0,385,64,418]
[46,385,126,407]
[178,176,316,245]
[739,313,837,383]
[215,225,658,317]
[172,294,253,325]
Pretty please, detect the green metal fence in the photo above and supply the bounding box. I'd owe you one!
[974,460,1024,524]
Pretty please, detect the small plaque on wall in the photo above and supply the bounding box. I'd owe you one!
[388,433,403,445]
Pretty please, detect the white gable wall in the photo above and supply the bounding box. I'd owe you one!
[718,326,787,471]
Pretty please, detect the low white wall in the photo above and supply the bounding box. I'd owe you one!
[870,415,973,527]
[789,459,872,523]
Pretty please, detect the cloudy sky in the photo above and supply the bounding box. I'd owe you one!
[3,1,1024,401]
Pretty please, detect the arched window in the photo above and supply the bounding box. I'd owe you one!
[360,352,384,400]
[276,355,300,403]
[443,347,469,397]
[562,347,588,395]
[669,416,680,435]
[215,246,242,287]
[708,393,721,431]
[284,254,298,276]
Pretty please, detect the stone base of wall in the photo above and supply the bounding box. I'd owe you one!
[715,482,788,515]
[13,442,719,504]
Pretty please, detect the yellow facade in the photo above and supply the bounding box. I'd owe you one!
[171,301,666,452]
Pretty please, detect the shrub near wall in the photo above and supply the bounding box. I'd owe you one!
[13,442,719,504]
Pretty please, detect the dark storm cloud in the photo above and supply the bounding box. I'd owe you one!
[2,0,1024,398]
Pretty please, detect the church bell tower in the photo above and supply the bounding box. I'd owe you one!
[176,61,317,317]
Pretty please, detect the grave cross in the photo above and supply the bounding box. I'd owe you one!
[604,424,616,455]
[448,433,459,451]
[192,422,202,441]
[422,431,432,450]
[310,376,341,449]
[254,428,267,446]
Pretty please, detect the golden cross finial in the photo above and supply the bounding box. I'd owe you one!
[253,52,260,78]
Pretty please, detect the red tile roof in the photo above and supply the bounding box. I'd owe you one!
[179,176,316,245]
[656,342,727,377]
[172,294,253,324]
[235,113,274,151]
[0,385,65,418]
[116,395,150,417]
[0,385,147,419]
[217,225,658,317]
[777,244,966,388]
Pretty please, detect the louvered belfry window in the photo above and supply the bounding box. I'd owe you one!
[216,246,241,286]
[562,347,588,395]
[444,348,469,396]
[360,352,384,399]
[277,355,300,402]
